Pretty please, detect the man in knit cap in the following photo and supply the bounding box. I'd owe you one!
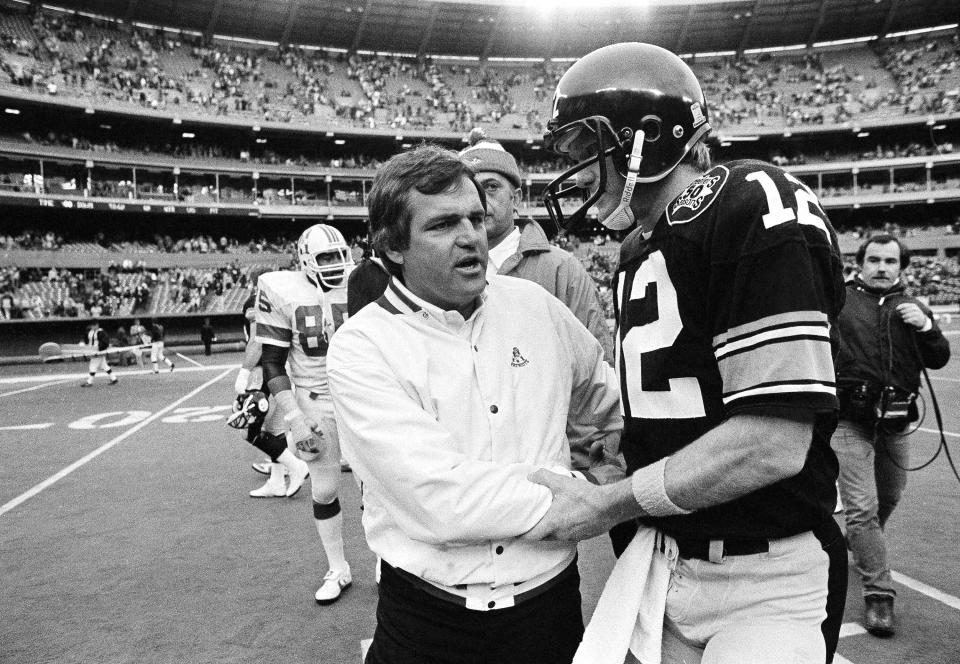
[459,128,614,365]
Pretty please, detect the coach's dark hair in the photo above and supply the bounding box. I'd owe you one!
[855,233,910,269]
[367,143,486,279]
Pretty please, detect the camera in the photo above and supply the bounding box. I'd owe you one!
[875,386,915,421]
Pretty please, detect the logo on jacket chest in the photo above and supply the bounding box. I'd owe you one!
[510,347,529,367]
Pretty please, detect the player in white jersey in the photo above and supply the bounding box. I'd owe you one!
[256,224,355,605]
[228,268,309,498]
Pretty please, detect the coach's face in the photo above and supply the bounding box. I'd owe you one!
[386,176,488,318]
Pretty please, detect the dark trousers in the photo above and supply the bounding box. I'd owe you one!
[365,561,584,664]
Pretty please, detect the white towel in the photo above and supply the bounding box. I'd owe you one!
[574,526,675,664]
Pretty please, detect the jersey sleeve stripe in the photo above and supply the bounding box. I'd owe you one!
[255,323,292,345]
[722,381,836,405]
[719,336,835,395]
[713,310,829,349]
[715,327,830,360]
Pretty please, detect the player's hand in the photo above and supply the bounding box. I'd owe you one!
[896,302,929,329]
[522,469,617,542]
[288,414,324,461]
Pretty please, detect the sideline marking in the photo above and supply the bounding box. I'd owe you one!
[0,363,239,385]
[0,378,73,398]
[175,352,203,367]
[838,623,866,638]
[917,427,960,438]
[0,368,232,518]
[0,423,54,431]
[892,571,960,611]
[930,375,960,383]
[834,656,854,664]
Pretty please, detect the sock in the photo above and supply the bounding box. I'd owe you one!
[267,463,285,488]
[86,374,94,385]
[315,513,347,573]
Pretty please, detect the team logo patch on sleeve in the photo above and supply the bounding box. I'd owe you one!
[666,165,729,225]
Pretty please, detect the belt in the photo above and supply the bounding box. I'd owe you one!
[673,536,769,563]
[381,558,576,611]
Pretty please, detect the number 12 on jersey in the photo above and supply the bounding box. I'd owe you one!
[617,250,706,420]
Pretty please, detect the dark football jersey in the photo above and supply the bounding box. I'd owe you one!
[614,159,845,539]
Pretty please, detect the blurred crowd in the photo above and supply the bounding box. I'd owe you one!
[0,259,267,320]
[2,6,958,135]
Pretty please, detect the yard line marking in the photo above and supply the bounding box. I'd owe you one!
[0,363,240,385]
[917,427,960,438]
[930,375,960,382]
[0,423,54,431]
[0,368,232,518]
[893,571,960,611]
[0,378,73,398]
[838,623,866,638]
[175,352,203,367]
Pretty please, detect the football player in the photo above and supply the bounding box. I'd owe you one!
[229,266,308,498]
[80,320,118,387]
[146,318,175,373]
[529,43,848,663]
[256,224,355,605]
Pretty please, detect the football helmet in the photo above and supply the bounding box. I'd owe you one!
[297,224,355,288]
[226,390,270,429]
[543,42,712,230]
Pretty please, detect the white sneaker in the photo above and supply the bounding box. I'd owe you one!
[315,567,352,605]
[285,459,310,497]
[249,479,286,498]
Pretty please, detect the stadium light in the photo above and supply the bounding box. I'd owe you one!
[857,131,870,138]
[255,138,267,144]
[334,139,346,145]
[4,108,20,115]
[182,132,195,138]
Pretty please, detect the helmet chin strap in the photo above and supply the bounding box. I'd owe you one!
[600,130,645,231]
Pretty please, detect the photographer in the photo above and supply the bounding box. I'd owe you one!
[833,234,950,637]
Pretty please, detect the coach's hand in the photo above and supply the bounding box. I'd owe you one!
[523,470,620,542]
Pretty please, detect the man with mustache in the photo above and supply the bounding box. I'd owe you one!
[327,144,622,664]
[833,234,950,636]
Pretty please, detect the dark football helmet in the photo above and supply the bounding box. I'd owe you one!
[226,390,270,429]
[543,42,712,230]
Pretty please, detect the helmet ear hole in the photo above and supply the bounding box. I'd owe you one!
[640,116,662,143]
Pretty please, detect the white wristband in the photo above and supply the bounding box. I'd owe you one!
[631,457,692,517]
[234,368,251,394]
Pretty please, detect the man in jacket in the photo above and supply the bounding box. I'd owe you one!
[834,234,951,636]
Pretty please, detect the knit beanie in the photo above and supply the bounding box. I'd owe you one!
[459,127,522,188]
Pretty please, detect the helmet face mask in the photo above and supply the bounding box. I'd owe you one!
[297,224,355,288]
[543,116,625,230]
[542,43,712,231]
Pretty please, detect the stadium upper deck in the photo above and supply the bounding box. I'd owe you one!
[1,2,959,140]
